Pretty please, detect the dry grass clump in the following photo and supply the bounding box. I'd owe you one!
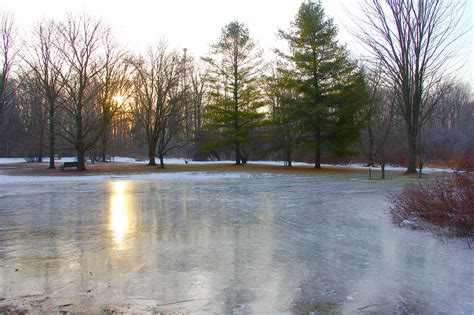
[390,172,474,247]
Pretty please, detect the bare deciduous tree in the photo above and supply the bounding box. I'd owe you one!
[357,0,466,173]
[360,63,397,179]
[56,14,123,171]
[436,82,472,131]
[95,33,130,162]
[23,20,64,168]
[16,73,48,160]
[130,43,182,168]
[189,64,207,157]
[0,12,14,123]
[0,12,18,157]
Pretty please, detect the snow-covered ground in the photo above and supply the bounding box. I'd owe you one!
[0,158,30,164]
[324,162,456,174]
[0,156,455,173]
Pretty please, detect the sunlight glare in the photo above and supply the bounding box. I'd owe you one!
[110,181,130,248]
[113,95,125,104]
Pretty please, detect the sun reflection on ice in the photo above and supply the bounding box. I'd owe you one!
[110,181,131,249]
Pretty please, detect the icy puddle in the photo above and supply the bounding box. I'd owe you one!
[0,172,472,313]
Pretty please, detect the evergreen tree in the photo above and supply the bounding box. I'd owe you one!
[203,20,264,165]
[280,0,368,168]
[264,63,301,167]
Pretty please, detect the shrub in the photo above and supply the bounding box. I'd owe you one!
[454,149,474,172]
[390,172,474,248]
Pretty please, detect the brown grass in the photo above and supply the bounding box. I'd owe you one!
[0,161,362,177]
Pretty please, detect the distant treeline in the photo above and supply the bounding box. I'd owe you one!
[0,1,472,173]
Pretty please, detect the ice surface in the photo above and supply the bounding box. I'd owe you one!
[0,172,472,313]
[0,172,247,184]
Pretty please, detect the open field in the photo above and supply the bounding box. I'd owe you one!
[0,161,368,177]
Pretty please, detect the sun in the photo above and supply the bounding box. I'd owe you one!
[113,95,125,104]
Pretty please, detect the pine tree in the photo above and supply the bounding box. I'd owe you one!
[265,63,301,167]
[280,0,368,168]
[202,20,264,165]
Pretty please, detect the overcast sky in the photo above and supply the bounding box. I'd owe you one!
[2,0,473,88]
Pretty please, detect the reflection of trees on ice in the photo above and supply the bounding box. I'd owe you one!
[0,172,472,313]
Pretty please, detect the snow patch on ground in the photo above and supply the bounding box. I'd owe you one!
[333,162,456,174]
[0,158,28,164]
[0,156,456,173]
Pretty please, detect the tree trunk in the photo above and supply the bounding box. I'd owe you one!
[148,144,157,166]
[315,148,321,169]
[77,148,86,171]
[235,142,241,165]
[233,46,241,166]
[101,132,108,162]
[315,126,322,169]
[406,130,417,174]
[38,128,44,162]
[48,120,56,169]
[367,125,375,167]
[48,107,55,169]
[75,114,86,171]
[381,160,386,180]
[0,100,3,127]
[148,147,156,166]
[418,156,423,178]
[0,74,5,127]
[37,141,43,163]
[286,147,293,167]
[159,154,165,168]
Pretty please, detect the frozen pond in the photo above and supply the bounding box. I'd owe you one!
[0,172,472,313]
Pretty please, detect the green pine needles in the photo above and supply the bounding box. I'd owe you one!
[202,21,265,165]
[278,0,368,168]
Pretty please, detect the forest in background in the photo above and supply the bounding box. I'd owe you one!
[0,0,472,173]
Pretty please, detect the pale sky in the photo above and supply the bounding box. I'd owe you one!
[2,0,348,55]
[2,0,473,88]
